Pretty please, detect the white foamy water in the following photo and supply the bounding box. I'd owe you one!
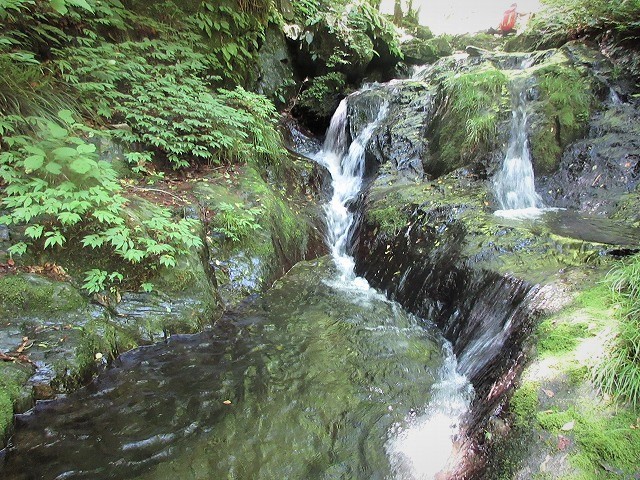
[386,343,474,479]
[493,78,543,214]
[314,94,474,479]
[314,97,388,283]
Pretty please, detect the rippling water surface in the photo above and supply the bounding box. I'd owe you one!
[1,259,472,480]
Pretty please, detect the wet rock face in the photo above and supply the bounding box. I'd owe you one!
[538,100,640,214]
[354,206,538,426]
[347,83,436,180]
[254,24,296,107]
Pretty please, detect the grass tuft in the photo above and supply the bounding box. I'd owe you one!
[593,254,640,408]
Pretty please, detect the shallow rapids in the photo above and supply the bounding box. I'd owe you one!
[2,259,470,479]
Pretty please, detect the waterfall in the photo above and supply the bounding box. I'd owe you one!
[314,96,474,479]
[314,97,388,284]
[493,78,544,217]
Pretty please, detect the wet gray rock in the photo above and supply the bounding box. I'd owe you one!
[347,82,435,180]
[0,224,9,241]
[255,24,296,107]
[539,99,640,214]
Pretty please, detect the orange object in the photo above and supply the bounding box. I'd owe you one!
[499,3,518,33]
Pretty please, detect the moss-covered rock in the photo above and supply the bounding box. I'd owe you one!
[537,97,640,216]
[0,362,33,446]
[296,72,348,126]
[254,24,297,107]
[400,36,453,65]
[193,163,323,308]
[0,273,87,317]
[429,65,509,175]
[528,50,598,175]
[449,32,511,52]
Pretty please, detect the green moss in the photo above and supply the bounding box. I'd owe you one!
[538,320,590,354]
[566,364,589,385]
[0,362,33,444]
[537,408,575,430]
[612,190,640,229]
[241,167,310,263]
[0,390,12,443]
[575,282,610,311]
[0,274,87,317]
[77,317,137,365]
[538,406,640,477]
[433,66,508,173]
[529,127,563,174]
[368,205,409,235]
[531,63,595,174]
[449,32,509,52]
[0,275,29,307]
[510,381,540,427]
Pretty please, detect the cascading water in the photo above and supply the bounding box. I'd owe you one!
[314,93,474,479]
[493,77,544,218]
[314,97,386,285]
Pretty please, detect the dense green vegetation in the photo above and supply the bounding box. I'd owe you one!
[526,0,640,47]
[0,0,287,293]
[595,255,640,407]
[291,0,402,124]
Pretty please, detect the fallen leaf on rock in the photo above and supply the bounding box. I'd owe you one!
[561,420,575,431]
[542,388,555,398]
[223,400,232,405]
[557,434,570,451]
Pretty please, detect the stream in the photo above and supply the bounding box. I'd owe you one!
[1,93,473,479]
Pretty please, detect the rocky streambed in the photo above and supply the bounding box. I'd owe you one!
[1,37,640,479]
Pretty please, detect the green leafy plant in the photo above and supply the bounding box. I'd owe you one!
[292,0,402,73]
[188,0,269,84]
[297,72,347,119]
[211,202,263,242]
[53,37,284,171]
[436,67,508,167]
[0,110,202,292]
[527,0,640,47]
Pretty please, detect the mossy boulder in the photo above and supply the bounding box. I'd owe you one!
[193,163,324,309]
[449,32,510,52]
[527,47,601,176]
[254,23,296,107]
[400,36,453,65]
[0,362,33,446]
[0,273,87,318]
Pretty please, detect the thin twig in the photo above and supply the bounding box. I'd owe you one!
[126,185,189,204]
